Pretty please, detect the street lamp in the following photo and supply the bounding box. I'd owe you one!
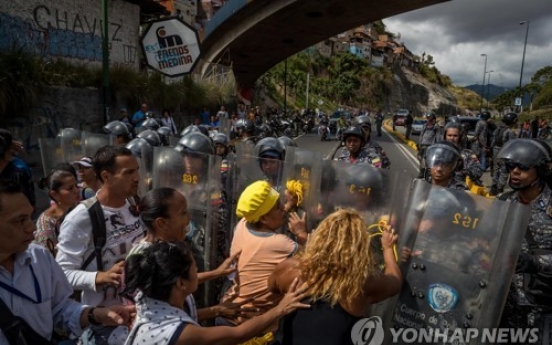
[518,20,530,112]
[480,54,487,112]
[486,70,494,108]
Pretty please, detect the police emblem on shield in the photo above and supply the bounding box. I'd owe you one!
[427,283,458,313]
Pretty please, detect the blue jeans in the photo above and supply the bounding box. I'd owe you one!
[479,152,488,171]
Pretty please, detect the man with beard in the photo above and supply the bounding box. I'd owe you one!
[56,146,143,345]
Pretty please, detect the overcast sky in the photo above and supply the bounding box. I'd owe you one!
[385,0,552,87]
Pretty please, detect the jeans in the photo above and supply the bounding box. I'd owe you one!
[479,151,488,171]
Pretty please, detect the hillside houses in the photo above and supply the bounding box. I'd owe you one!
[315,24,418,71]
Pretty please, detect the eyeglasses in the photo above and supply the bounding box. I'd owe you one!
[505,162,532,171]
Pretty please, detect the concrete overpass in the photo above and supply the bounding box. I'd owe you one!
[199,0,450,91]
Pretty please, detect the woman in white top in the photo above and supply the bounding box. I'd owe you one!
[123,241,309,345]
[160,109,178,135]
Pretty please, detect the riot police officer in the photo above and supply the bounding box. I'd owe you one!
[104,120,131,146]
[234,118,257,147]
[424,141,468,190]
[497,139,552,342]
[351,116,391,168]
[490,112,519,196]
[443,122,483,186]
[255,137,285,189]
[337,126,388,168]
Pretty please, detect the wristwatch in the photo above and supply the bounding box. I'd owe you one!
[87,307,102,326]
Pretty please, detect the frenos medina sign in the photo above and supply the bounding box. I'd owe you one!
[141,18,201,77]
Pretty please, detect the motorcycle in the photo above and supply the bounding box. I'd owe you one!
[319,122,330,141]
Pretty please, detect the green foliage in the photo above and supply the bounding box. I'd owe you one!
[0,49,45,118]
[0,49,234,121]
[263,51,393,112]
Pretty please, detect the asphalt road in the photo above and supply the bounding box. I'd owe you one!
[294,127,419,181]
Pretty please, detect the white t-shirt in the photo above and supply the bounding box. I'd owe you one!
[56,198,144,306]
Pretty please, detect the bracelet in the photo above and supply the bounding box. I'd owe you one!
[87,307,102,326]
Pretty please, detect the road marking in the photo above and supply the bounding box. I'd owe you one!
[383,129,419,170]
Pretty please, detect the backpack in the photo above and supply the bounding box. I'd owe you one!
[492,125,507,148]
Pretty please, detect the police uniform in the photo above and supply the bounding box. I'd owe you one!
[337,144,386,168]
[472,119,488,156]
[492,127,518,192]
[500,185,552,342]
[456,148,483,185]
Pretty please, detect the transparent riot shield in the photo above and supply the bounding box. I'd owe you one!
[168,135,180,147]
[38,137,64,175]
[81,132,112,158]
[59,129,83,163]
[380,179,531,344]
[314,161,394,226]
[151,146,222,308]
[229,146,288,231]
[281,146,323,232]
[219,118,232,138]
[136,145,154,198]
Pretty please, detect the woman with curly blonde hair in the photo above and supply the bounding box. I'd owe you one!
[268,208,402,345]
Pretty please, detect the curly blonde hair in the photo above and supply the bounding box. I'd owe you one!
[298,208,379,307]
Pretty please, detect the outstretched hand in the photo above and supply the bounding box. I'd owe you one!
[276,277,310,316]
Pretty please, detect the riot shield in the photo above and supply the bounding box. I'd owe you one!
[137,145,154,197]
[38,137,64,175]
[219,118,233,138]
[229,146,288,231]
[281,146,323,232]
[168,135,180,147]
[59,129,83,163]
[314,161,394,226]
[151,146,222,307]
[81,131,112,158]
[380,179,530,344]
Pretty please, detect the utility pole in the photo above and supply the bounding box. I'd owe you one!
[479,54,487,112]
[102,0,110,124]
[284,59,288,114]
[518,21,530,113]
[306,72,310,109]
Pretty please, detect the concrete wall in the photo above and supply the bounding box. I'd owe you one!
[0,0,140,67]
[6,86,103,165]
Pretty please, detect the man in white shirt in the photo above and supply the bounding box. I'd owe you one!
[0,180,133,345]
[56,145,143,344]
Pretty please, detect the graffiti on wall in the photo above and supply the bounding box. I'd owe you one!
[0,4,128,62]
[7,103,65,153]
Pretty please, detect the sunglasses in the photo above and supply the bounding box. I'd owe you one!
[505,162,532,171]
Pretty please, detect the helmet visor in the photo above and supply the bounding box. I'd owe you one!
[425,147,458,170]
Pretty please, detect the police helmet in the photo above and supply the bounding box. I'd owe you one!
[103,121,130,136]
[123,123,135,139]
[497,139,551,177]
[125,137,152,159]
[234,119,255,133]
[212,133,230,147]
[448,116,460,124]
[424,141,460,170]
[278,136,297,148]
[352,115,372,130]
[255,137,285,160]
[58,128,81,141]
[344,163,384,192]
[137,129,161,147]
[342,126,366,143]
[141,117,160,130]
[157,127,172,146]
[502,112,518,126]
[480,111,491,120]
[175,132,214,156]
[180,125,210,138]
